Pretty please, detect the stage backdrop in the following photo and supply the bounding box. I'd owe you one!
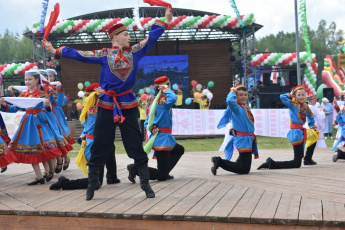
[134,55,189,107]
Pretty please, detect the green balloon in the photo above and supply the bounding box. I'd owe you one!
[84,81,91,87]
[316,84,327,100]
[207,81,215,88]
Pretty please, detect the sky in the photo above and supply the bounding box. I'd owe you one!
[0,0,344,38]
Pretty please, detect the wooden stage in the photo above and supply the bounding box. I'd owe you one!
[1,148,345,229]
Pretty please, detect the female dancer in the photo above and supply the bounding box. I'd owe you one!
[257,86,318,169]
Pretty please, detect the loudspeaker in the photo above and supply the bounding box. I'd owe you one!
[263,73,270,86]
[270,84,280,93]
[281,86,290,93]
[323,88,334,102]
[289,70,298,87]
[259,94,272,108]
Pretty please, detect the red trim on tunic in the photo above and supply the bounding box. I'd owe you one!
[0,151,17,168]
[51,103,57,107]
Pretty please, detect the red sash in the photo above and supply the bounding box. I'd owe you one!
[26,109,43,114]
[158,127,172,134]
[51,103,57,107]
[236,131,256,142]
[86,134,94,139]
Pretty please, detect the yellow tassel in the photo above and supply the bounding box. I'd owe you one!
[75,140,88,177]
[79,91,100,123]
[306,129,320,148]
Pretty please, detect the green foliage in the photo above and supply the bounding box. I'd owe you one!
[0,27,33,64]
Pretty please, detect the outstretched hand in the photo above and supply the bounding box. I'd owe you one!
[165,8,173,24]
[41,39,56,54]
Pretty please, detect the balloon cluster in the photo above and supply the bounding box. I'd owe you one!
[251,52,318,95]
[138,85,156,101]
[0,62,39,77]
[185,80,215,105]
[76,81,91,98]
[31,14,256,34]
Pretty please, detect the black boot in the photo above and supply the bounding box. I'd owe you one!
[86,165,101,201]
[257,157,273,170]
[127,164,138,183]
[211,156,220,175]
[136,163,155,198]
[333,149,345,162]
[1,166,7,173]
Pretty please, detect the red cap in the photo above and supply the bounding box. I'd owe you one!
[234,84,246,90]
[85,83,100,93]
[108,23,127,39]
[154,76,170,86]
[292,85,305,94]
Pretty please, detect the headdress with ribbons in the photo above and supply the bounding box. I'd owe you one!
[79,83,100,123]
[234,84,246,90]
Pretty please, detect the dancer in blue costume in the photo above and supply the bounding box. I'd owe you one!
[257,85,319,169]
[211,84,259,175]
[0,70,63,185]
[128,76,184,182]
[331,101,345,162]
[42,7,173,200]
[45,69,75,173]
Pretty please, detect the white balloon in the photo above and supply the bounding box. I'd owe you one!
[0,70,4,75]
[82,26,87,30]
[202,89,210,95]
[312,53,316,58]
[67,25,72,30]
[97,25,102,30]
[32,28,37,33]
[78,91,85,97]
[4,67,8,71]
[207,92,213,100]
[14,70,18,74]
[64,29,68,33]
[33,66,38,70]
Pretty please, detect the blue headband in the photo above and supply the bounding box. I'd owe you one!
[25,70,39,76]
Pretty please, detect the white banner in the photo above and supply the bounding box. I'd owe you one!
[172,108,290,137]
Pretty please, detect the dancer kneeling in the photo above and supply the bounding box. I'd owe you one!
[128,76,184,182]
[211,84,259,175]
[330,100,345,162]
[257,86,319,170]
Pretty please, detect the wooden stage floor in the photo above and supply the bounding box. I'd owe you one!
[1,148,345,229]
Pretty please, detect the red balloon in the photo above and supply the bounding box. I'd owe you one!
[140,94,148,101]
[191,80,198,87]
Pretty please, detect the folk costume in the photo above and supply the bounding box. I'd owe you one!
[49,83,120,191]
[211,84,258,175]
[54,21,168,199]
[127,76,184,181]
[1,71,62,164]
[331,102,345,162]
[257,86,319,170]
[47,68,75,145]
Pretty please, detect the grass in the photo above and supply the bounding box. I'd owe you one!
[69,132,337,158]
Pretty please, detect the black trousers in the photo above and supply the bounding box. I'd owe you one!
[140,119,145,140]
[270,142,316,169]
[148,143,184,181]
[90,107,148,166]
[218,152,252,174]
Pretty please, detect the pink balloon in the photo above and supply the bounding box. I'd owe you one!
[194,92,201,99]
